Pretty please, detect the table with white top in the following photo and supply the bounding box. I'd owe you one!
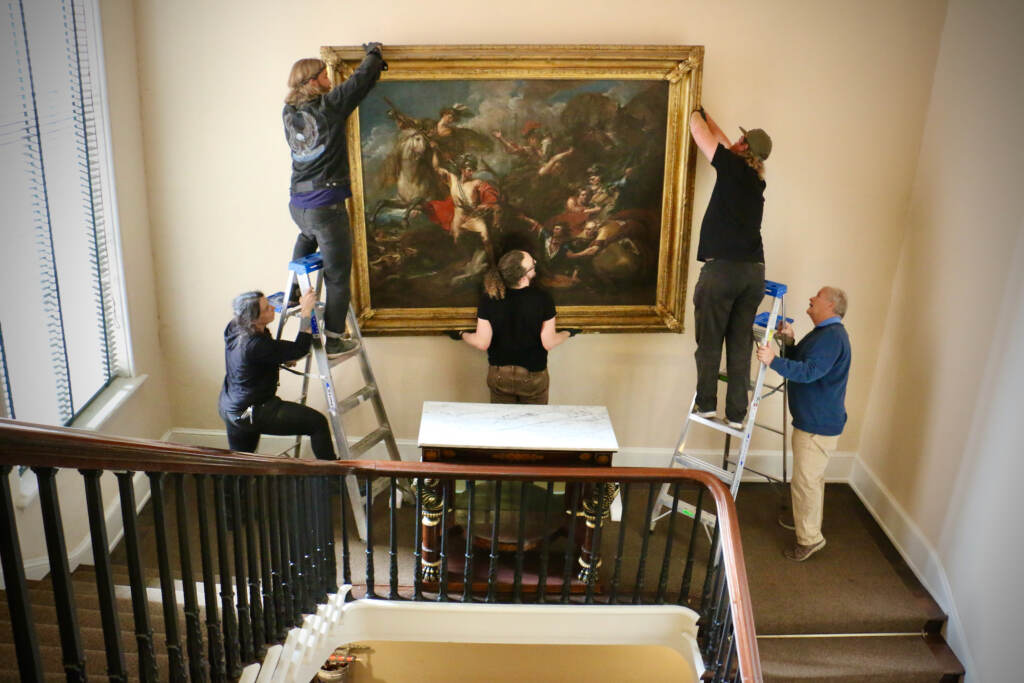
[416,401,620,586]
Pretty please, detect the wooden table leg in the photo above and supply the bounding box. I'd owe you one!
[577,482,619,584]
[419,478,445,582]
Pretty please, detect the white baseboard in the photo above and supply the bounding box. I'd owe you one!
[847,455,975,680]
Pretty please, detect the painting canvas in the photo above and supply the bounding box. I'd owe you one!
[323,45,703,333]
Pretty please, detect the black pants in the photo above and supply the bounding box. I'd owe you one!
[289,202,352,336]
[221,396,335,460]
[693,260,765,422]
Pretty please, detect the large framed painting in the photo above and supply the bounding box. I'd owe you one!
[322,45,703,334]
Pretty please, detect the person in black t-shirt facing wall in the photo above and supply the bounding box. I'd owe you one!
[449,250,576,404]
[689,106,772,429]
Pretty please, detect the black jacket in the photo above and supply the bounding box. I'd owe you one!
[283,52,385,194]
[218,322,311,414]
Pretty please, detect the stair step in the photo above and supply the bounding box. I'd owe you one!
[0,643,170,681]
[758,635,963,682]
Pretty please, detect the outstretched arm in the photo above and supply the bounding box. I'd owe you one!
[540,316,571,351]
[461,318,493,350]
[690,107,731,162]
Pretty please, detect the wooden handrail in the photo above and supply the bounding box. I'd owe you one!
[0,417,762,681]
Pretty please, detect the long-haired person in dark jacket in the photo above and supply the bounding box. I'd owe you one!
[283,43,386,356]
[218,288,335,459]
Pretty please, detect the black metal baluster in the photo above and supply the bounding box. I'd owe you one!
[276,477,295,626]
[631,482,657,605]
[148,472,187,680]
[462,480,476,603]
[1,466,44,682]
[323,475,338,596]
[81,469,128,682]
[257,478,276,642]
[536,481,555,604]
[678,486,705,607]
[267,477,287,638]
[560,484,581,604]
[194,474,226,682]
[283,477,300,623]
[720,626,738,683]
[388,477,399,599]
[513,481,528,604]
[363,477,376,599]
[35,467,87,682]
[289,477,307,615]
[485,480,502,603]
[241,477,265,657]
[300,477,320,610]
[339,473,353,591]
[584,486,606,605]
[213,476,241,678]
[655,481,682,604]
[112,471,157,682]
[699,520,722,619]
[173,474,208,682]
[413,478,423,601]
[711,608,735,683]
[706,570,731,662]
[438,482,450,602]
[229,476,253,662]
[608,482,630,605]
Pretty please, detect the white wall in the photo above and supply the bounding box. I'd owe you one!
[857,0,1024,679]
[126,0,946,458]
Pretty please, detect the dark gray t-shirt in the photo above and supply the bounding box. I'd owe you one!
[477,287,556,372]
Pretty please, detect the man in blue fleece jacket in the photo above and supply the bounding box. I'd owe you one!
[756,286,851,561]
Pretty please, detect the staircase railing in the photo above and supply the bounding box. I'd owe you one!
[0,418,762,682]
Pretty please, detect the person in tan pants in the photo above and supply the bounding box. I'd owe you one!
[757,287,852,561]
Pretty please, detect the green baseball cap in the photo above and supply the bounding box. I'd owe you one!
[739,127,772,160]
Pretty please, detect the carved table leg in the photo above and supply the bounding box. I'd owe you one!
[577,482,619,584]
[419,478,445,582]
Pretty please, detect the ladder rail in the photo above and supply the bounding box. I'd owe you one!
[655,280,789,529]
[271,253,403,541]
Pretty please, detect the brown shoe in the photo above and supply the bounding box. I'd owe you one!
[784,538,826,562]
[778,509,795,530]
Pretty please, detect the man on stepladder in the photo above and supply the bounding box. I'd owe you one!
[757,287,852,561]
[688,105,771,429]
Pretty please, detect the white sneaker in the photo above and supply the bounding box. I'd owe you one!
[726,419,744,430]
[694,409,716,419]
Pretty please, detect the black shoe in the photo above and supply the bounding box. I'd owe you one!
[325,336,359,358]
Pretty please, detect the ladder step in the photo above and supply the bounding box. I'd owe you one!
[655,494,718,528]
[327,348,361,368]
[336,385,378,415]
[672,452,736,486]
[687,413,746,438]
[349,426,391,458]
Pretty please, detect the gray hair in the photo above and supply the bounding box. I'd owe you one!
[823,286,848,318]
[232,290,265,333]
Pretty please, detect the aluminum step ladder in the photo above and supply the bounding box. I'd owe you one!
[652,280,790,530]
[269,253,401,541]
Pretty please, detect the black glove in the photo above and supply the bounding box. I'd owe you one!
[445,330,464,341]
[695,105,707,122]
[564,328,582,337]
[363,42,388,70]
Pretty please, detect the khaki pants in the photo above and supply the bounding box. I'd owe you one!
[487,365,550,405]
[791,428,839,546]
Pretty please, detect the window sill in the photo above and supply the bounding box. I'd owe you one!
[13,374,147,508]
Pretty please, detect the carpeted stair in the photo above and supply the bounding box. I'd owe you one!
[736,483,964,682]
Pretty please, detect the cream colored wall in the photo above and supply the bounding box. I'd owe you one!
[129,0,947,454]
[856,0,1024,679]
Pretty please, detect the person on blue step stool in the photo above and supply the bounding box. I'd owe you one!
[757,286,852,562]
[688,104,772,430]
[218,288,336,461]
[283,42,387,357]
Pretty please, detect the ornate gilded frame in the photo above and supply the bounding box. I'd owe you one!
[321,44,703,334]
